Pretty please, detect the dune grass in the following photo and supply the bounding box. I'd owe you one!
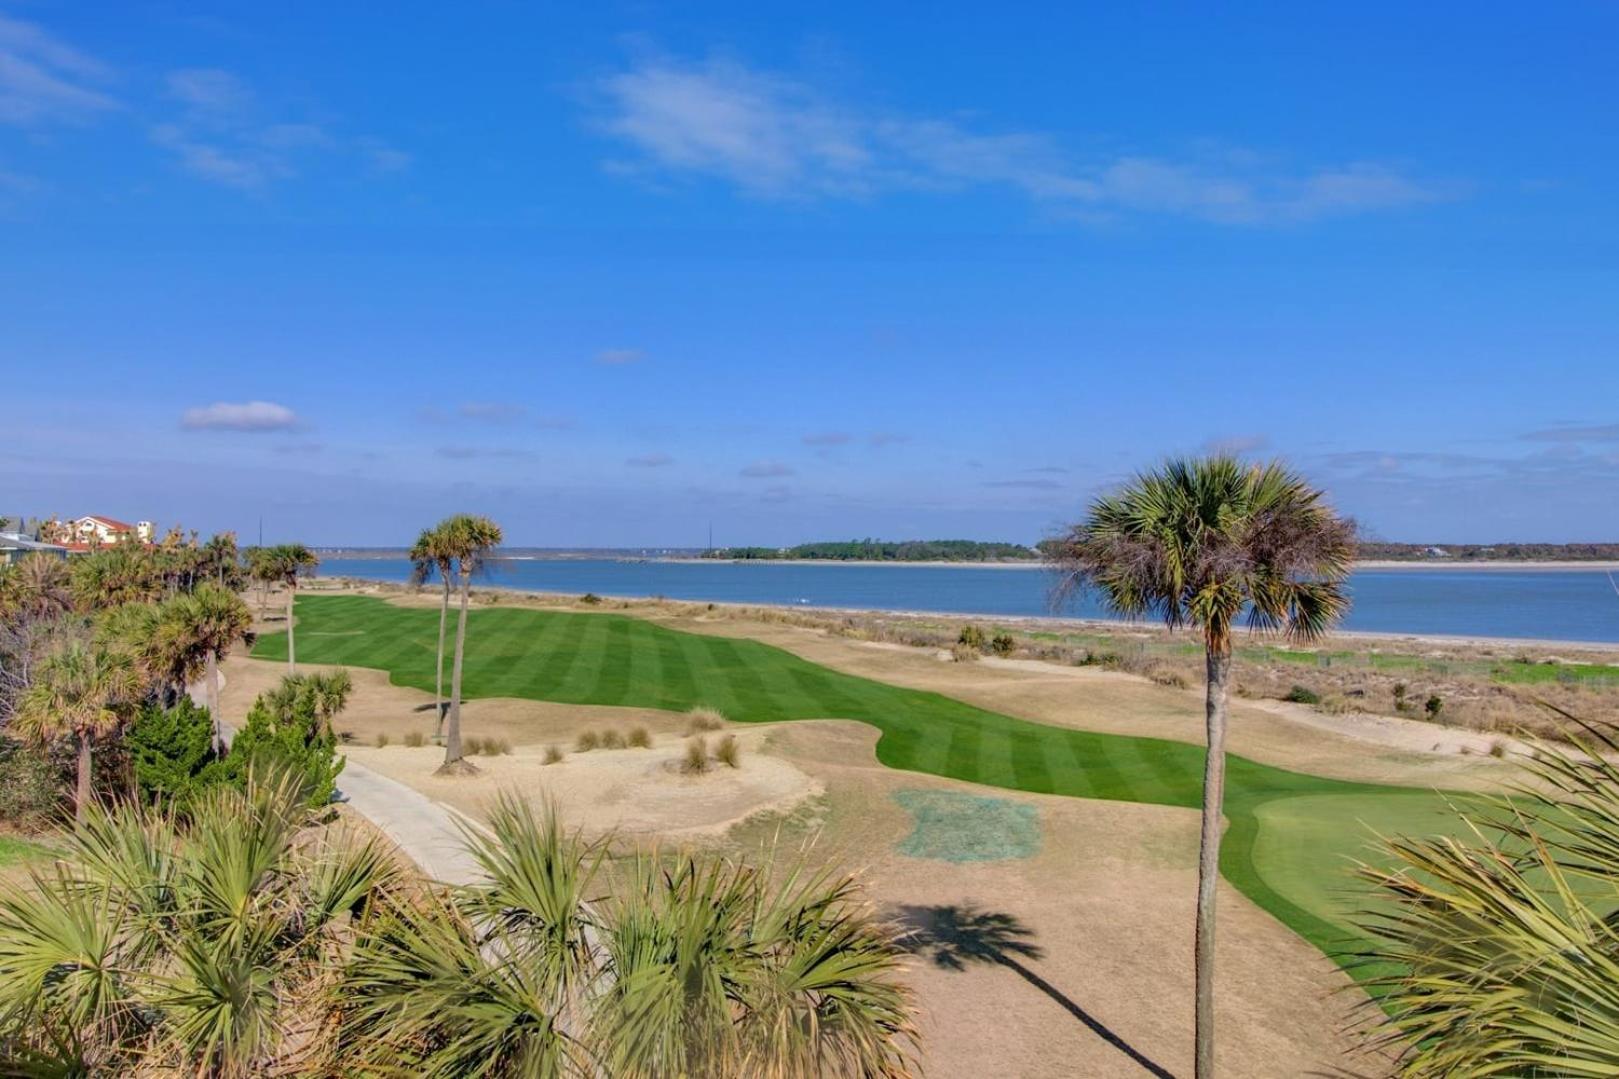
[256,594,1480,975]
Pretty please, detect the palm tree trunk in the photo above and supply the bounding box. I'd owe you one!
[1194,644,1231,1079]
[286,582,296,673]
[443,566,470,767]
[434,575,450,738]
[75,730,93,825]
[207,650,223,752]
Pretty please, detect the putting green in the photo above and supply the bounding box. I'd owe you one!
[255,594,1483,975]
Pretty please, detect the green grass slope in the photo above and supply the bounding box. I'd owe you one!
[255,594,1478,972]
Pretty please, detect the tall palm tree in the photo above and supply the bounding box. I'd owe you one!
[164,583,254,750]
[262,544,319,673]
[337,795,918,1076]
[1048,456,1353,1079]
[409,523,456,738]
[13,637,143,821]
[436,514,502,774]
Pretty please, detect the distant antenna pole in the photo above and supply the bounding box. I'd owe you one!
[708,521,713,555]
[258,516,263,546]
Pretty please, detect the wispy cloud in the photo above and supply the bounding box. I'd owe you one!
[594,54,1449,224]
[0,13,117,126]
[1522,422,1619,443]
[626,452,674,468]
[458,401,526,424]
[1023,465,1069,474]
[596,347,644,365]
[153,66,406,189]
[802,431,852,447]
[740,460,794,478]
[435,446,535,460]
[1201,433,1270,455]
[982,478,1062,490]
[868,431,909,447]
[181,400,302,432]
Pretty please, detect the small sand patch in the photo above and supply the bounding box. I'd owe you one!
[349,729,820,838]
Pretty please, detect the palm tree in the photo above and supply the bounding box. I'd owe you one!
[9,553,73,621]
[436,514,502,774]
[261,543,319,672]
[164,583,254,750]
[337,795,918,1076]
[13,637,143,821]
[410,523,456,738]
[1352,724,1619,1076]
[1048,456,1353,1079]
[0,773,397,1074]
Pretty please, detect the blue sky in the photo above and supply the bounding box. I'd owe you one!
[3,2,1617,545]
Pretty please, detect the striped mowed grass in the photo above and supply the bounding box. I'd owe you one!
[254,593,1474,972]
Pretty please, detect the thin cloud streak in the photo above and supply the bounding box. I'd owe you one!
[594,54,1452,224]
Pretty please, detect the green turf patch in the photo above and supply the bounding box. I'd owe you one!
[0,836,50,868]
[893,789,1040,863]
[257,594,1475,980]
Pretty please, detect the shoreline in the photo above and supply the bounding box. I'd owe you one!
[319,575,1619,655]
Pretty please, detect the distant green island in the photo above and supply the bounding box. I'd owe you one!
[701,539,1040,562]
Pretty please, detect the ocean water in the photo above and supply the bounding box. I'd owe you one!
[313,557,1619,644]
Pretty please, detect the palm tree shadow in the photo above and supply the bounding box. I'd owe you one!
[893,904,1177,1079]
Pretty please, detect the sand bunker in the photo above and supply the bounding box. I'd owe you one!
[348,729,821,838]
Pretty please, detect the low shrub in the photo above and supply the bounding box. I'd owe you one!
[1489,740,1507,758]
[543,744,564,765]
[989,631,1015,657]
[0,737,68,828]
[957,624,986,651]
[462,736,484,755]
[478,738,510,757]
[950,643,981,663]
[685,707,725,734]
[403,731,425,748]
[374,732,390,748]
[627,727,652,748]
[580,593,602,605]
[575,730,601,752]
[1146,666,1187,689]
[126,698,225,806]
[1425,694,1445,721]
[601,730,626,750]
[681,736,710,775]
[715,734,740,769]
[1318,694,1357,715]
[1284,685,1321,705]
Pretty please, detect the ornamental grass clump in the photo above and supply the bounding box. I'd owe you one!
[682,736,710,775]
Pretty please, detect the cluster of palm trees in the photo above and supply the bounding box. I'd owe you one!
[244,543,319,670]
[0,534,258,822]
[0,776,918,1076]
[408,513,503,774]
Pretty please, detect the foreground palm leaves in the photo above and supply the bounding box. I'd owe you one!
[0,785,917,1076]
[0,771,397,1075]
[339,793,917,1078]
[1354,725,1619,1077]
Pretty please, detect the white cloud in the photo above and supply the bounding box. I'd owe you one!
[153,67,405,189]
[435,446,534,460]
[181,400,302,431]
[740,460,794,478]
[596,347,644,365]
[594,55,1449,224]
[1522,422,1619,444]
[458,402,526,423]
[0,14,116,126]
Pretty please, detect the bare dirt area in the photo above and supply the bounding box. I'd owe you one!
[722,723,1392,1078]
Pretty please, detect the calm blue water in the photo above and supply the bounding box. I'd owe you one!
[315,558,1619,644]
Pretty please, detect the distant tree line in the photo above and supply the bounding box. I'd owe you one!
[1357,541,1619,561]
[704,538,1040,562]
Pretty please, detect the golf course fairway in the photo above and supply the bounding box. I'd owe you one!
[254,594,1484,975]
